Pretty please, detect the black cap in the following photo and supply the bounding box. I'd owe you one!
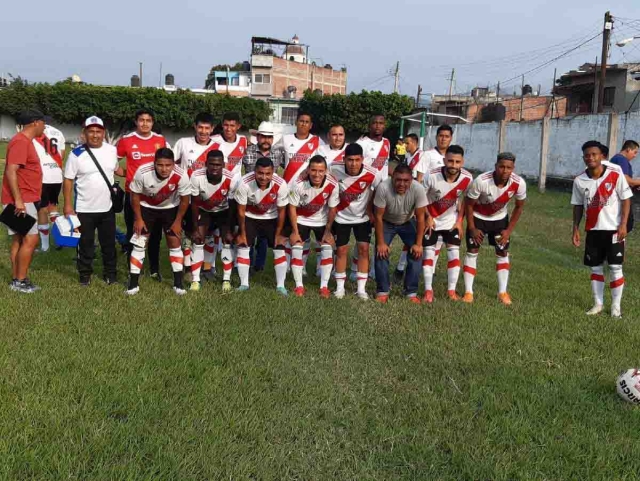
[18,109,45,125]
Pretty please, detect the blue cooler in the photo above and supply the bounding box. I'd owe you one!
[52,217,81,248]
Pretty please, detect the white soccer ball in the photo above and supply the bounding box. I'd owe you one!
[616,369,640,405]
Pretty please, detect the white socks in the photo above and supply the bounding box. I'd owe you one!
[273,248,287,289]
[610,264,624,310]
[236,247,251,287]
[319,245,333,289]
[422,246,436,291]
[447,246,461,291]
[38,224,50,251]
[191,243,205,282]
[291,245,304,288]
[463,252,478,294]
[496,255,510,294]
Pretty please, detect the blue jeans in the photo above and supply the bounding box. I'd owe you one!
[250,235,268,269]
[375,220,420,296]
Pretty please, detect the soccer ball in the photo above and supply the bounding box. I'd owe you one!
[616,369,640,405]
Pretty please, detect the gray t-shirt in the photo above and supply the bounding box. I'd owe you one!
[373,178,427,225]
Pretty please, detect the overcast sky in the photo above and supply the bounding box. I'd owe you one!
[2,1,639,98]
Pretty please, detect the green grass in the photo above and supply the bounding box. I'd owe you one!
[2,174,640,478]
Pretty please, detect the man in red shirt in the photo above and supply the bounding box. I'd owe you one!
[116,109,168,279]
[1,110,46,293]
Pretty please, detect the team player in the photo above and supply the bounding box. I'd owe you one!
[189,150,240,293]
[126,148,191,296]
[234,157,289,294]
[117,109,168,280]
[173,113,219,279]
[33,122,65,251]
[463,152,526,305]
[571,140,632,318]
[422,145,473,302]
[403,133,427,182]
[318,124,347,167]
[287,155,339,298]
[331,143,382,300]
[424,124,453,170]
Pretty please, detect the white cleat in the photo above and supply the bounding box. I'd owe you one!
[612,306,622,318]
[173,286,187,296]
[125,286,140,296]
[334,289,346,299]
[356,292,370,301]
[586,304,604,316]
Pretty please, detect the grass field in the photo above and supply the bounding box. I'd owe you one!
[2,149,640,478]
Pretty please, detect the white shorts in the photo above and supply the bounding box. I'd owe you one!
[3,202,39,236]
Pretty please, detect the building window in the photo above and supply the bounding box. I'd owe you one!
[231,77,239,86]
[603,87,615,107]
[254,73,271,84]
[281,107,298,125]
[217,77,227,86]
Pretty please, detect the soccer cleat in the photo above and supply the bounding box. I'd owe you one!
[125,286,140,296]
[498,292,512,306]
[173,286,187,296]
[9,279,19,292]
[276,286,288,296]
[79,276,91,287]
[376,294,389,304]
[294,286,306,297]
[356,292,370,301]
[222,281,232,293]
[586,304,604,316]
[334,289,346,299]
[12,280,37,294]
[422,290,434,304]
[190,281,201,292]
[447,290,460,301]
[612,306,622,318]
[22,279,41,291]
[462,292,474,303]
[103,276,118,286]
[319,287,331,299]
[202,269,216,282]
[408,296,421,305]
[393,269,404,283]
[236,285,250,292]
[149,272,163,283]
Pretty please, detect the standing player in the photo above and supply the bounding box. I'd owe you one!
[288,155,339,298]
[424,124,453,170]
[117,109,168,280]
[318,124,347,167]
[234,157,289,294]
[126,148,191,296]
[189,150,240,293]
[33,122,65,251]
[463,152,526,305]
[331,143,382,300]
[572,140,632,318]
[422,145,473,302]
[173,113,219,279]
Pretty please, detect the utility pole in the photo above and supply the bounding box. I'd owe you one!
[226,66,230,95]
[597,11,613,113]
[593,56,599,113]
[139,62,143,87]
[448,68,455,99]
[496,82,500,101]
[393,61,400,93]
[550,67,557,118]
[520,75,525,121]
[416,84,422,106]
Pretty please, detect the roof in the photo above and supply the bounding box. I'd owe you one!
[251,36,306,47]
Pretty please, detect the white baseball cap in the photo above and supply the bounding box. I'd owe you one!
[256,121,274,136]
[84,115,105,129]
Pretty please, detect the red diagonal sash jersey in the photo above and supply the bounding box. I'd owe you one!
[318,144,346,168]
[117,132,168,191]
[129,164,192,209]
[234,173,289,220]
[289,176,340,227]
[357,136,391,180]
[330,162,381,224]
[424,168,473,230]
[571,165,633,231]
[173,137,220,177]
[282,134,322,185]
[210,134,247,177]
[190,168,240,213]
[467,171,527,221]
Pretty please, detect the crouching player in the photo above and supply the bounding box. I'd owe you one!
[127,148,192,295]
[463,152,526,305]
[287,155,339,298]
[234,157,290,294]
[572,140,632,318]
[189,150,240,292]
[422,145,472,302]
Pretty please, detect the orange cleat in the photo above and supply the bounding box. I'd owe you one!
[319,287,331,299]
[408,296,421,305]
[447,290,460,301]
[294,286,306,297]
[462,292,474,303]
[498,292,512,306]
[422,290,434,304]
[376,294,389,304]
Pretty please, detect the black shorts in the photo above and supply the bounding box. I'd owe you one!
[584,230,625,267]
[466,216,510,253]
[245,217,282,249]
[198,208,232,238]
[40,183,61,207]
[282,219,326,242]
[424,227,462,247]
[332,221,371,247]
[141,206,179,237]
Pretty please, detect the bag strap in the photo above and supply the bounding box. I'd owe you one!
[83,144,113,191]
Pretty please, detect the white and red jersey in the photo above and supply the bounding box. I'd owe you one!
[357,136,390,180]
[173,137,220,177]
[424,167,473,230]
[209,134,248,177]
[424,148,445,170]
[117,132,168,191]
[404,149,427,179]
[34,125,66,184]
[129,164,191,210]
[571,164,633,231]
[318,144,346,168]
[467,171,527,221]
[281,133,323,185]
[289,176,340,227]
[190,168,240,213]
[234,173,289,220]
[330,162,381,224]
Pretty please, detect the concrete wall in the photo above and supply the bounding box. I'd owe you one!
[454,122,501,173]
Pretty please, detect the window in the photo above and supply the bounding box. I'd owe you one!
[231,77,239,86]
[216,77,227,86]
[254,73,271,84]
[281,107,298,125]
[603,87,615,107]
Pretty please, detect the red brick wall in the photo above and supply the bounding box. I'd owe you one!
[271,57,346,98]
